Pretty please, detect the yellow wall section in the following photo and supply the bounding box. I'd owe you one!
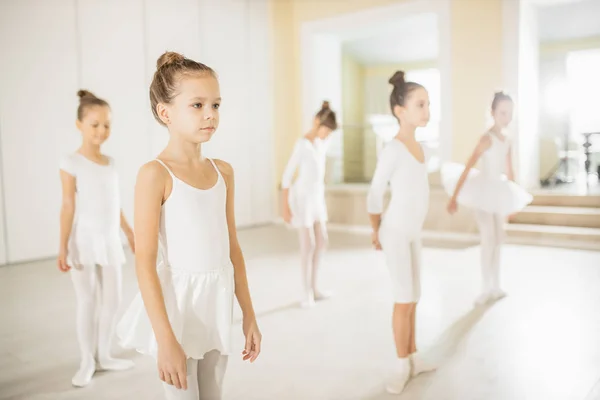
[449,0,504,163]
[270,0,296,188]
[271,0,508,181]
[540,36,600,56]
[341,52,365,181]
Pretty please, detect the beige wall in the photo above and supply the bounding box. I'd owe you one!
[272,0,509,184]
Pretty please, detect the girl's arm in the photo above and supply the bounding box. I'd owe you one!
[215,159,261,363]
[134,162,187,389]
[448,135,492,208]
[367,144,398,231]
[280,141,303,222]
[120,210,135,252]
[367,144,398,249]
[58,170,76,271]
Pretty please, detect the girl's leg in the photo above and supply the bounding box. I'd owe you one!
[298,227,316,307]
[408,303,417,355]
[70,265,99,387]
[381,238,415,394]
[490,213,507,299]
[474,210,495,304]
[311,221,331,300]
[197,350,229,400]
[162,359,199,400]
[406,238,436,376]
[96,264,134,370]
[392,303,413,359]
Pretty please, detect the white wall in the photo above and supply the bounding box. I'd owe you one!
[503,0,541,189]
[0,0,274,265]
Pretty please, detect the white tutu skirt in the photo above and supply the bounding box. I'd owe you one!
[289,186,328,228]
[67,224,126,267]
[441,162,533,216]
[117,263,234,360]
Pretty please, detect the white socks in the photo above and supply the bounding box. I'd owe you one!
[385,357,411,394]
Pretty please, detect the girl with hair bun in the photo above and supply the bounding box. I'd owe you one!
[367,70,437,394]
[281,101,338,308]
[117,51,261,399]
[58,90,135,387]
[442,91,532,306]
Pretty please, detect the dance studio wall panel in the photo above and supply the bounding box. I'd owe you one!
[0,0,79,263]
[0,0,274,264]
[77,0,148,228]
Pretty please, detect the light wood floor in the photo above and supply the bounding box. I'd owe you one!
[1,225,600,400]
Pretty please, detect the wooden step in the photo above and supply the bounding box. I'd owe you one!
[512,206,600,228]
[506,223,600,250]
[530,193,600,208]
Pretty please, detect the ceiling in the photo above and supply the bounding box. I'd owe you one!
[341,12,438,65]
[341,0,600,65]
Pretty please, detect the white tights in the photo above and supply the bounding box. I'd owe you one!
[475,211,505,294]
[162,351,228,400]
[298,222,328,305]
[70,264,132,385]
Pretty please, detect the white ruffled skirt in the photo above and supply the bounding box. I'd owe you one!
[117,263,234,360]
[289,185,328,228]
[67,223,126,267]
[441,162,533,216]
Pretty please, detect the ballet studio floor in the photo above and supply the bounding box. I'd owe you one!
[1,225,600,400]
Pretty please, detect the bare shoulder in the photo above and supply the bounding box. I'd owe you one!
[213,158,234,179]
[137,160,169,187]
[476,133,493,151]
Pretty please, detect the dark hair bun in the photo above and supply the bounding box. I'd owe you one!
[77,90,96,100]
[321,100,330,110]
[494,91,505,97]
[157,51,185,69]
[389,70,406,87]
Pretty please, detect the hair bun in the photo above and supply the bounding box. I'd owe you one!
[77,89,96,100]
[157,51,185,69]
[321,100,330,110]
[388,70,406,87]
[494,90,505,97]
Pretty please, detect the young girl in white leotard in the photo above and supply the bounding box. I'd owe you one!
[117,52,261,400]
[443,92,532,305]
[58,90,135,388]
[281,101,337,308]
[367,71,436,395]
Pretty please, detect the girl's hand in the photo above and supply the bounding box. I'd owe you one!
[242,317,262,363]
[507,213,517,222]
[447,198,458,215]
[371,230,382,250]
[282,206,292,224]
[127,232,136,253]
[157,338,188,390]
[57,249,71,272]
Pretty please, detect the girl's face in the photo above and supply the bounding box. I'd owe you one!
[393,87,430,128]
[76,105,111,146]
[492,99,513,128]
[160,74,221,144]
